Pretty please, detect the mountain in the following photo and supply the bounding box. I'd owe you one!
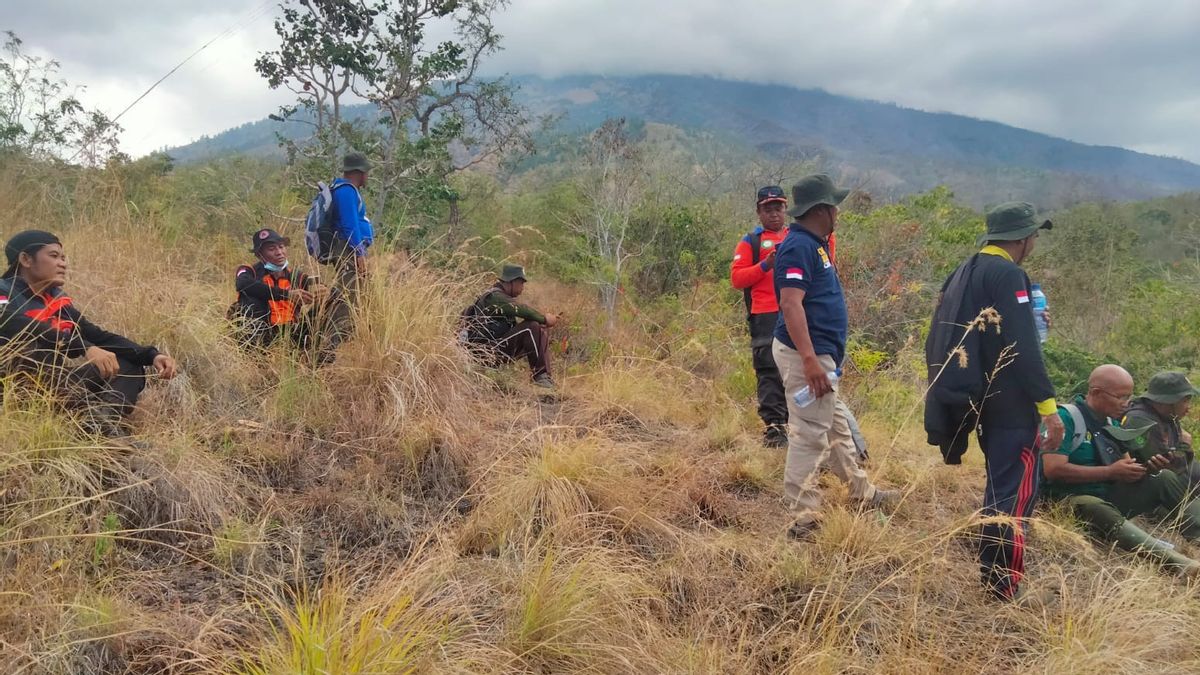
[165,74,1200,207]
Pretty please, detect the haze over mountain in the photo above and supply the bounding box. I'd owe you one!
[167,74,1200,208]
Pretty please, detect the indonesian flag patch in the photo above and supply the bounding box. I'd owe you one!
[1015,290,1030,304]
[785,267,805,281]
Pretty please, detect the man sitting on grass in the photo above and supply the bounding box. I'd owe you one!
[0,229,178,435]
[229,228,345,363]
[459,264,559,389]
[1041,364,1200,576]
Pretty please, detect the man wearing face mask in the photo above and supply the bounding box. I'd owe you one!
[0,229,178,434]
[230,228,342,361]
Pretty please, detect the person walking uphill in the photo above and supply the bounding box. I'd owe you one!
[731,185,790,447]
[460,265,560,389]
[771,174,897,541]
[924,201,1064,602]
[0,230,178,435]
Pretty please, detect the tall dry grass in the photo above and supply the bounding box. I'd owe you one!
[2,159,1200,674]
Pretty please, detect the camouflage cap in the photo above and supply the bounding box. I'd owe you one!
[1143,371,1200,404]
[786,174,850,218]
[977,201,1053,246]
[498,264,527,283]
[341,151,372,173]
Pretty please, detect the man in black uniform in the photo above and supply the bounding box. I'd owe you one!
[0,229,178,434]
[230,228,343,361]
[925,202,1064,601]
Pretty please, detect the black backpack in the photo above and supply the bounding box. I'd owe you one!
[742,230,763,317]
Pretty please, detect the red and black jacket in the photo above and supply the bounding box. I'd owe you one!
[231,262,311,326]
[0,276,160,366]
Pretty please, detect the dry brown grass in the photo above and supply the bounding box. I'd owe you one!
[3,161,1200,674]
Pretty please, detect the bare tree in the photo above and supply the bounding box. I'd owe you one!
[570,118,643,325]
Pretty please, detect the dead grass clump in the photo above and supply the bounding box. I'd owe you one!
[569,357,707,431]
[501,544,669,673]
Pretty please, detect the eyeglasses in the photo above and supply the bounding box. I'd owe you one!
[1097,389,1133,404]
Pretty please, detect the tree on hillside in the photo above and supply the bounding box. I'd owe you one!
[570,118,643,324]
[256,0,532,245]
[0,31,124,165]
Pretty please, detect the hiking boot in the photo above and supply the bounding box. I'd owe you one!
[787,521,819,542]
[1005,585,1059,609]
[862,488,900,512]
[763,424,788,448]
[532,373,556,389]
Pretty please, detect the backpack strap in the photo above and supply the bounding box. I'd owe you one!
[742,229,763,317]
[1059,403,1088,452]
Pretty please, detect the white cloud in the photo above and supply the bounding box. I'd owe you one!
[5,0,1199,161]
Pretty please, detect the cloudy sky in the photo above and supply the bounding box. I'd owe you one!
[7,0,1200,161]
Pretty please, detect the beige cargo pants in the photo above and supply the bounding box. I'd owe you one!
[772,340,877,526]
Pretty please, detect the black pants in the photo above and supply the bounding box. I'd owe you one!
[8,353,148,421]
[471,322,551,378]
[749,312,786,428]
[978,424,1041,600]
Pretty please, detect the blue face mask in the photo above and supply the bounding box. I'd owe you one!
[263,260,289,273]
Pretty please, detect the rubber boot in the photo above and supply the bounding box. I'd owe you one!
[1112,521,1200,576]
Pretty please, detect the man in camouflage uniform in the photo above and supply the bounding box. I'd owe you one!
[1121,371,1198,487]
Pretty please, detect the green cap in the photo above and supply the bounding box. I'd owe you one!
[977,201,1053,246]
[786,174,850,218]
[1143,371,1200,404]
[342,151,371,173]
[498,264,527,283]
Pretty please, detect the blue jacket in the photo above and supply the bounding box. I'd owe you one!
[329,177,373,256]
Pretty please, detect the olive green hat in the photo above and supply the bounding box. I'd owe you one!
[786,174,850,218]
[977,201,1053,246]
[1103,422,1156,443]
[1143,371,1200,404]
[341,151,372,173]
[498,264,527,283]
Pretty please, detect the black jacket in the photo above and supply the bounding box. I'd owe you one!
[0,276,159,366]
[231,262,312,326]
[925,250,1055,462]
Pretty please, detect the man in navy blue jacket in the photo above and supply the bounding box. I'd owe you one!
[328,152,374,301]
[926,202,1064,601]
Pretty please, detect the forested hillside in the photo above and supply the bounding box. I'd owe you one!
[169,74,1200,208]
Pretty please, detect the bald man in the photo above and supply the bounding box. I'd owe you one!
[1042,365,1200,575]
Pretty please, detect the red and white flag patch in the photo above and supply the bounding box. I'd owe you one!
[785,267,805,281]
[1015,290,1029,304]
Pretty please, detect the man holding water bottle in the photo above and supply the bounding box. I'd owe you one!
[929,201,1064,602]
[771,174,898,541]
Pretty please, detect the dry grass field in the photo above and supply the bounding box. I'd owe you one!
[2,165,1200,674]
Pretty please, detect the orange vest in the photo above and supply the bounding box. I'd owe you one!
[263,275,296,326]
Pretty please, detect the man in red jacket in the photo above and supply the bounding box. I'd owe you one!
[731,186,792,447]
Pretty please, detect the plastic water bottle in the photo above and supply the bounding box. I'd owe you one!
[1030,284,1048,344]
[792,369,842,408]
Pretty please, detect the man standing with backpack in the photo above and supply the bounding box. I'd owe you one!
[308,152,374,303]
[731,185,790,447]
